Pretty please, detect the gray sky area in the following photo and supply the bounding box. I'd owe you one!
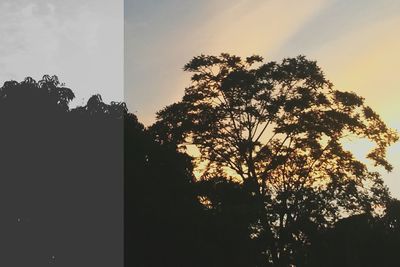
[0,0,123,106]
[126,0,400,198]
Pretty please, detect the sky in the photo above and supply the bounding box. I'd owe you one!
[0,0,123,106]
[0,0,398,198]
[126,0,400,198]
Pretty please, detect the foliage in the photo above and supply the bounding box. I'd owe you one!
[304,199,400,267]
[0,75,126,265]
[152,54,399,265]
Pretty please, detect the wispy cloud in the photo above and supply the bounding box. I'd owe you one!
[126,0,330,124]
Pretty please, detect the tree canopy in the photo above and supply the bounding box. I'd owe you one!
[152,53,399,265]
[0,75,126,266]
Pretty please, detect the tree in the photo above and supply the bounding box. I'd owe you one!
[152,54,399,265]
[124,110,207,267]
[304,199,400,267]
[0,75,214,266]
[0,76,126,266]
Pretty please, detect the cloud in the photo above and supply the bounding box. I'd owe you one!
[0,0,123,106]
[125,0,329,124]
[192,0,330,56]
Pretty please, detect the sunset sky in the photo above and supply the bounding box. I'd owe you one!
[126,0,400,197]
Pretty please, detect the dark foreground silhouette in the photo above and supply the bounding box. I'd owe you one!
[0,75,399,267]
[148,53,400,267]
[0,76,124,266]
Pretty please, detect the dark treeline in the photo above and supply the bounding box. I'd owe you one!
[129,118,400,267]
[0,76,124,266]
[1,62,399,267]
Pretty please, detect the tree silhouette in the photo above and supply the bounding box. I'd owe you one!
[0,76,124,266]
[152,54,399,266]
[0,75,260,266]
[303,199,400,267]
[124,110,206,266]
[1,74,398,266]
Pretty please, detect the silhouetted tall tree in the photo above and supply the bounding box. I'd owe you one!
[152,54,399,266]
